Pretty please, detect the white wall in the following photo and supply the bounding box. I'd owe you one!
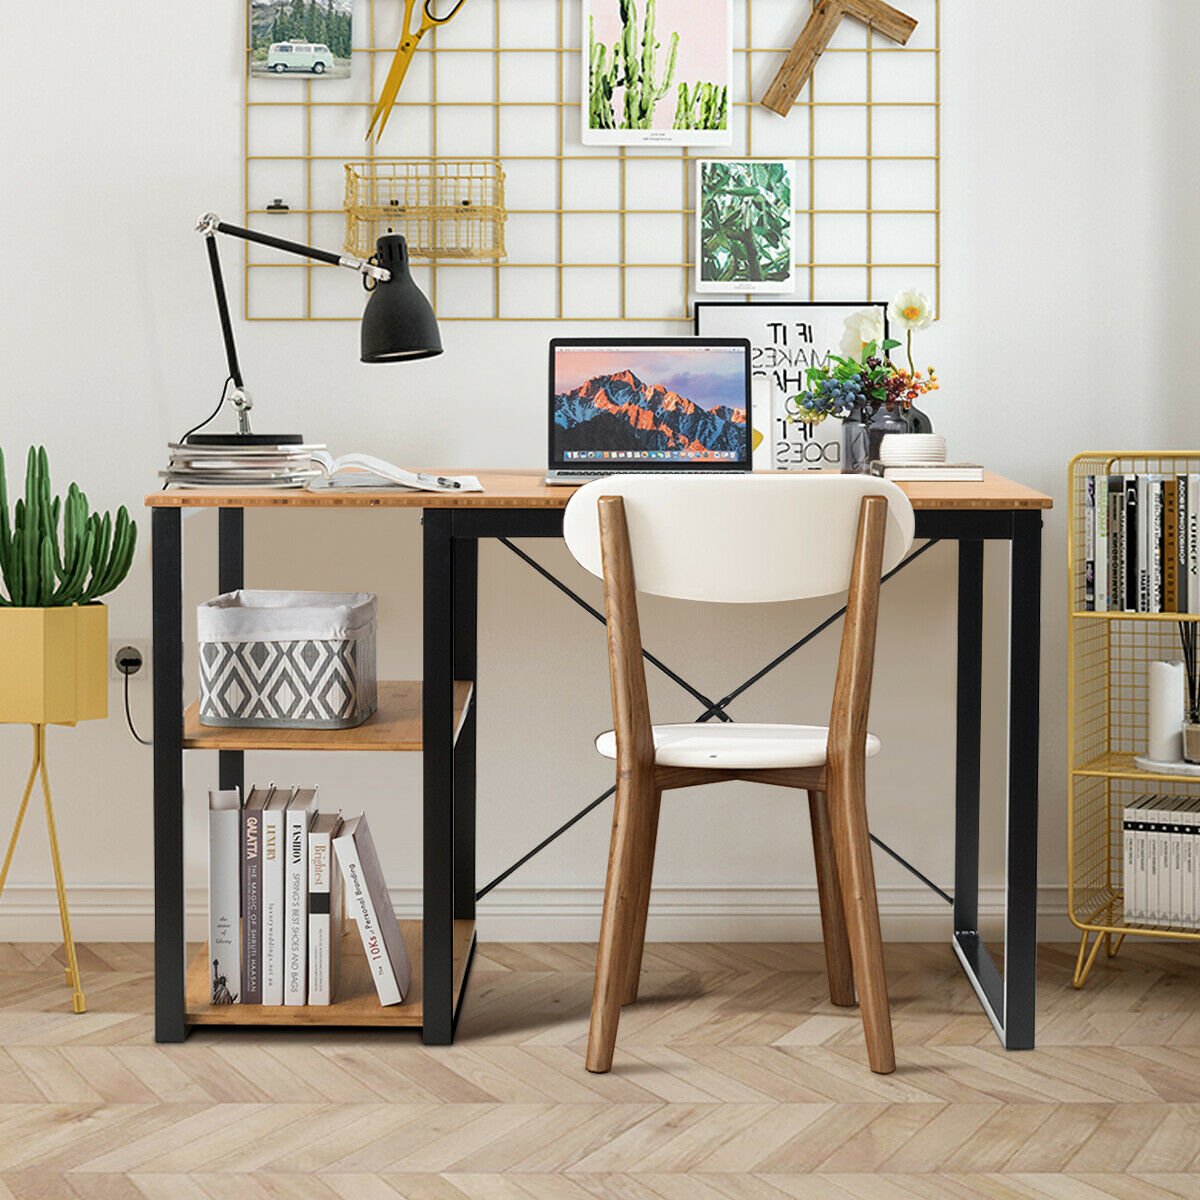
[0,1,1191,942]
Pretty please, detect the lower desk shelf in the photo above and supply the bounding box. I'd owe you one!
[185,919,476,1028]
[182,680,474,753]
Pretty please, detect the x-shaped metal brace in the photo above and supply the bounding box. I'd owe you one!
[475,536,951,906]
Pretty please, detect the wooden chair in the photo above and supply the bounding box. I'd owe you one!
[562,473,916,1075]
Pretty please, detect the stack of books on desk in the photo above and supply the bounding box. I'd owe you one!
[208,785,411,1007]
[162,443,327,489]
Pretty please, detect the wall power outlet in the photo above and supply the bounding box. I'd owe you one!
[110,639,151,681]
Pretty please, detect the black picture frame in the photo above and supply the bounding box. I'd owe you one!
[694,301,889,470]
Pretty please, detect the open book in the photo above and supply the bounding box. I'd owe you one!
[307,452,483,494]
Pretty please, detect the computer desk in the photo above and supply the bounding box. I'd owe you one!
[146,470,1052,1048]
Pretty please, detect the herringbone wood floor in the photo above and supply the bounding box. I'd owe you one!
[2,939,1200,1198]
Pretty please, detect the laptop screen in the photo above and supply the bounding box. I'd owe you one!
[549,339,751,469]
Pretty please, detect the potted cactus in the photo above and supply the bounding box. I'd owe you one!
[0,446,137,725]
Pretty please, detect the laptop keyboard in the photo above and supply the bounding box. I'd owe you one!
[551,469,740,478]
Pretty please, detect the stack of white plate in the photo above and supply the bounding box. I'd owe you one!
[879,433,947,465]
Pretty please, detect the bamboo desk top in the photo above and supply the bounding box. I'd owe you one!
[146,470,1053,512]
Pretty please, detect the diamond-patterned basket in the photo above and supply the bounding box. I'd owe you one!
[197,591,377,730]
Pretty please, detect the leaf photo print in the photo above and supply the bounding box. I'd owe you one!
[696,160,796,294]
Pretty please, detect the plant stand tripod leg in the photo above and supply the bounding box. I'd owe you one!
[1073,929,1104,989]
[0,724,42,903]
[36,727,86,1013]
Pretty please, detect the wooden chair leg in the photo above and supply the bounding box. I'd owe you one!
[622,786,662,1006]
[827,768,895,1074]
[587,770,658,1073]
[807,789,856,1008]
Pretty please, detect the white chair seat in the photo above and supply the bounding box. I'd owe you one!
[595,723,882,770]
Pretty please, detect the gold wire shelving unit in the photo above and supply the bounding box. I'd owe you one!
[1068,452,1200,988]
[242,0,941,321]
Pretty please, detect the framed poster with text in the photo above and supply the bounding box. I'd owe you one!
[694,301,889,470]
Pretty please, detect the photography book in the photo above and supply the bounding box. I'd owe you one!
[261,786,294,1005]
[306,451,482,494]
[284,787,319,1005]
[307,813,344,1006]
[208,787,242,1005]
[241,785,274,1004]
[334,814,412,1005]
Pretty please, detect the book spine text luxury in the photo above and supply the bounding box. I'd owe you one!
[208,788,242,1004]
[260,792,289,1005]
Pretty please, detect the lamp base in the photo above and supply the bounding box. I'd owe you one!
[185,432,305,446]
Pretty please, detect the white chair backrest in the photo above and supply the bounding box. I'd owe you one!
[563,474,915,603]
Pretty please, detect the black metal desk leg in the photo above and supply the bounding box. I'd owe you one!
[1004,511,1042,1049]
[218,508,244,796]
[152,508,187,1043]
[453,536,478,921]
[422,511,456,1044]
[955,540,984,939]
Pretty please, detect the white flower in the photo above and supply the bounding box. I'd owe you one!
[888,288,934,331]
[839,309,885,360]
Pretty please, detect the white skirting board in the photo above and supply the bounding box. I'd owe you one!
[0,881,1076,942]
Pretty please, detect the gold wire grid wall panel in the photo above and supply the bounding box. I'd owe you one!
[1067,453,1200,987]
[242,0,940,321]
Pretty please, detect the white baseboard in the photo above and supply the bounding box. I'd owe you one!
[0,881,1078,942]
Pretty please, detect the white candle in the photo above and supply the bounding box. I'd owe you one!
[1148,660,1186,762]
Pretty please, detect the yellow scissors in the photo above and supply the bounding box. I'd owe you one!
[367,0,468,141]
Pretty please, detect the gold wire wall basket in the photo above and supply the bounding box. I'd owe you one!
[343,159,507,262]
[1068,452,1200,988]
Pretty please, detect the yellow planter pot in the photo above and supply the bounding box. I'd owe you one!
[0,605,108,725]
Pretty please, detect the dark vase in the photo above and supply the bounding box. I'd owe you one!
[841,403,936,474]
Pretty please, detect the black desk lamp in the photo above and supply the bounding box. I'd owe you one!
[191,212,442,446]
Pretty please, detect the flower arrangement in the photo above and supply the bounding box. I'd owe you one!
[792,288,939,424]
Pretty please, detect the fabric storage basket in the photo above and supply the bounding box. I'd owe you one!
[198,591,377,730]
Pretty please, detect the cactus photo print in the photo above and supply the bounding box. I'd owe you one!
[583,0,733,146]
[696,160,796,294]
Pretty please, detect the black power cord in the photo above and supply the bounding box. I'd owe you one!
[116,647,152,746]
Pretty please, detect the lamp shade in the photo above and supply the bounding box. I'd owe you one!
[360,235,443,363]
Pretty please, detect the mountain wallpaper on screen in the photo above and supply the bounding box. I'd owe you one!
[555,370,746,456]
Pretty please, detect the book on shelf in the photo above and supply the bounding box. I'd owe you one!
[241,785,273,1004]
[1085,472,1200,613]
[285,787,319,1006]
[261,786,293,1006]
[1123,794,1200,929]
[334,814,412,1006]
[208,787,242,1005]
[307,813,343,1006]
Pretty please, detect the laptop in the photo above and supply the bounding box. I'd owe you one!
[545,337,753,485]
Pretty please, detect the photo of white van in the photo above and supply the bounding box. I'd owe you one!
[250,0,352,81]
[266,41,335,74]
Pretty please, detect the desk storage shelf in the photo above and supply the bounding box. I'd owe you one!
[177,678,476,1031]
[1068,452,1200,989]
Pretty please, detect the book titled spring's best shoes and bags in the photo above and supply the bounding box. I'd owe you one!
[208,785,411,1006]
